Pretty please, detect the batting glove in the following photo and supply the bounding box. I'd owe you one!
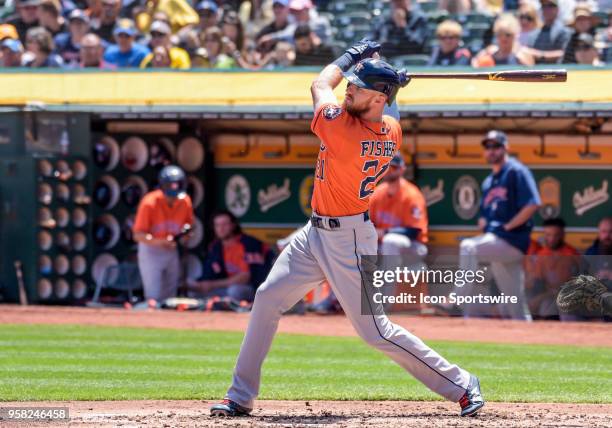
[345,39,381,63]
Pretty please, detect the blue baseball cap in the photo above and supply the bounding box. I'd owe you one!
[273,0,290,6]
[481,130,508,147]
[113,18,137,37]
[1,38,23,53]
[68,9,90,24]
[196,0,218,12]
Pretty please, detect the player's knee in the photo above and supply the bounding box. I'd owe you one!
[382,233,411,250]
[459,238,476,255]
[356,317,396,348]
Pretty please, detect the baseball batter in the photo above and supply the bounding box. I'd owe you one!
[211,40,484,418]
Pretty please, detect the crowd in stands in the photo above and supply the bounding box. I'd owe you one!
[0,0,610,69]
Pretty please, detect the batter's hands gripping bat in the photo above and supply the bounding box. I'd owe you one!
[405,69,567,82]
[14,260,28,306]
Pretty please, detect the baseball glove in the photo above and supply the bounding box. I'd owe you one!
[556,275,609,314]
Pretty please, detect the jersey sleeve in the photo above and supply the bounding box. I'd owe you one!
[403,187,429,243]
[515,167,541,207]
[311,103,349,147]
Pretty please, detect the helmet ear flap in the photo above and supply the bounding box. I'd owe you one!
[386,86,399,106]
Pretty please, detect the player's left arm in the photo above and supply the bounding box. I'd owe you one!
[503,168,541,232]
[311,65,343,112]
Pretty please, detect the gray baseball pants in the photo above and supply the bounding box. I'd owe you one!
[459,233,532,321]
[137,243,180,301]
[226,213,471,409]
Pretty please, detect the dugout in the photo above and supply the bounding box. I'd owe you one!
[0,67,610,304]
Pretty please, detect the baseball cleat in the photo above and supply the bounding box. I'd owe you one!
[459,375,485,417]
[210,399,252,417]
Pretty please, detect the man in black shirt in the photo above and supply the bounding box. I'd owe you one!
[293,24,334,66]
[6,0,40,43]
[256,0,291,52]
[371,0,428,58]
[525,0,571,64]
[96,0,121,43]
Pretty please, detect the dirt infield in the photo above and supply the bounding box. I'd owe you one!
[0,304,611,347]
[2,400,612,427]
[1,305,611,427]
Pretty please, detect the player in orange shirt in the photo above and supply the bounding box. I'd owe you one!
[211,40,484,418]
[370,153,428,257]
[525,218,580,319]
[133,165,193,301]
[187,210,272,302]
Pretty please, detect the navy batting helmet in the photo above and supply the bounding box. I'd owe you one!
[343,58,408,106]
[158,165,187,198]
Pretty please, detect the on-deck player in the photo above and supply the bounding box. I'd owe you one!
[210,40,485,418]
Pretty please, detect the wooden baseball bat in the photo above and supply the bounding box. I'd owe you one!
[407,69,567,82]
[14,260,28,306]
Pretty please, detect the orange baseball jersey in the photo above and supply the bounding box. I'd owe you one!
[369,177,429,243]
[310,102,402,217]
[133,189,193,239]
[222,238,250,276]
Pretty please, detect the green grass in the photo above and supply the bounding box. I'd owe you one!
[0,324,610,403]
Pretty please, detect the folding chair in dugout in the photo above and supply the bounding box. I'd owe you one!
[91,262,143,304]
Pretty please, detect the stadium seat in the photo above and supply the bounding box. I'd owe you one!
[465,22,490,40]
[592,11,608,29]
[464,12,493,25]
[327,40,348,55]
[418,0,438,13]
[334,11,372,28]
[390,54,431,67]
[426,10,450,24]
[329,0,365,14]
[337,24,372,43]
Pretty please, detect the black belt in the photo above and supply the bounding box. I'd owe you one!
[310,211,370,230]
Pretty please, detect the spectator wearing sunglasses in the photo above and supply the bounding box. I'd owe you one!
[428,20,471,66]
[524,0,571,64]
[574,33,603,65]
[473,13,534,67]
[140,20,190,68]
[103,18,150,67]
[563,5,599,63]
[517,4,540,46]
